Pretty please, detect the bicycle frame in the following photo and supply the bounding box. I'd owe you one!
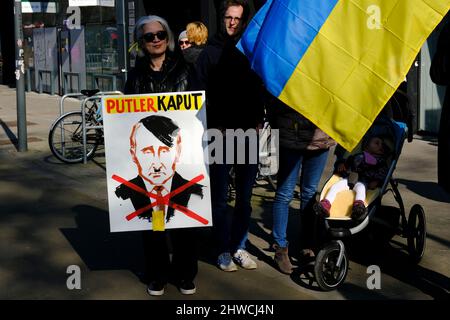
[80,91,123,164]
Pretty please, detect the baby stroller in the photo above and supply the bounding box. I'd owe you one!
[312,117,426,291]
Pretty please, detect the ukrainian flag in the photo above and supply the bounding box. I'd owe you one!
[238,0,450,151]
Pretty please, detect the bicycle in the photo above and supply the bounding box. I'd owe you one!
[48,89,104,163]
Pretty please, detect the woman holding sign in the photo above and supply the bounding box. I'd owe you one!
[124,15,198,296]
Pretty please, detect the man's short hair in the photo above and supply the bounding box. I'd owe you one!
[138,115,180,147]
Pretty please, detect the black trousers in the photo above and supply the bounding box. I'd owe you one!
[142,228,198,284]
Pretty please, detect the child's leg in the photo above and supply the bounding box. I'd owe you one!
[353,182,367,202]
[325,178,350,203]
[352,182,368,221]
[316,178,349,217]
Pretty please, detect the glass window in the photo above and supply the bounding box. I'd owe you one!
[85,24,119,90]
[81,6,116,25]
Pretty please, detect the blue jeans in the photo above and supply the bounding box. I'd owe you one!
[210,163,259,254]
[272,147,329,248]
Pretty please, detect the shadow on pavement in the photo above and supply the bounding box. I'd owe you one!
[346,234,450,300]
[253,185,449,299]
[288,233,449,299]
[249,188,322,277]
[60,204,147,283]
[0,118,19,150]
[397,178,450,203]
[426,232,450,249]
[290,262,390,299]
[246,240,278,271]
[43,154,68,165]
[290,261,321,292]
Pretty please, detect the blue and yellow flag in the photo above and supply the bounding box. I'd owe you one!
[238,0,450,151]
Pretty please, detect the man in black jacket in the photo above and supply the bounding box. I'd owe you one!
[431,19,450,193]
[192,0,265,272]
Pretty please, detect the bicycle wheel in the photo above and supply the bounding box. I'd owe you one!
[48,111,101,163]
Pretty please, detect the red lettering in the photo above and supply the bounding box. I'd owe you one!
[126,99,133,113]
[117,99,125,113]
[147,98,156,112]
[139,98,145,112]
[106,99,116,113]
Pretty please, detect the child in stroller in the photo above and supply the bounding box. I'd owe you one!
[315,134,391,222]
[311,117,426,291]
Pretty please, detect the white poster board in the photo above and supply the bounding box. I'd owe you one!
[102,91,212,232]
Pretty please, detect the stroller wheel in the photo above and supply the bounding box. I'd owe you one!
[314,242,349,291]
[407,204,426,263]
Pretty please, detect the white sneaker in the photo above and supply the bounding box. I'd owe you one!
[233,249,257,270]
[217,252,238,272]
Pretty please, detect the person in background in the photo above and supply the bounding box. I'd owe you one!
[266,94,335,275]
[178,30,191,50]
[192,0,265,272]
[430,18,450,194]
[182,21,208,65]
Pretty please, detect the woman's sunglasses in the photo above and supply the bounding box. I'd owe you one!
[179,40,190,46]
[142,31,168,43]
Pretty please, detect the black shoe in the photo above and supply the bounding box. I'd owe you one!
[147,281,165,296]
[314,200,331,218]
[351,201,368,222]
[179,280,196,295]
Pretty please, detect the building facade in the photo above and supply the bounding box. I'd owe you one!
[1,0,263,95]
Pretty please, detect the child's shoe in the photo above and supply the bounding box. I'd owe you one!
[351,200,368,222]
[315,199,331,218]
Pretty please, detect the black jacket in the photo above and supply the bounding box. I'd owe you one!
[430,19,450,192]
[266,92,334,151]
[192,33,264,130]
[182,44,206,65]
[431,21,450,87]
[124,52,190,94]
